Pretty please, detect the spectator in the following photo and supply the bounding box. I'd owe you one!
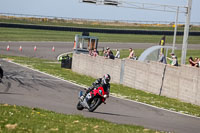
[189,57,200,67]
[167,53,178,66]
[197,58,200,67]
[194,57,200,67]
[107,49,115,59]
[89,49,93,56]
[128,48,136,60]
[115,49,120,59]
[104,47,114,59]
[92,48,99,57]
[189,57,196,66]
[104,47,109,57]
[158,51,167,64]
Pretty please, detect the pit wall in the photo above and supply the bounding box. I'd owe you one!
[72,54,200,106]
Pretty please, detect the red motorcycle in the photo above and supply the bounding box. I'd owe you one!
[77,86,108,112]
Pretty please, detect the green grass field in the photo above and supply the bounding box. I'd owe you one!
[0,27,200,44]
[0,104,160,133]
[1,16,200,31]
[0,18,200,132]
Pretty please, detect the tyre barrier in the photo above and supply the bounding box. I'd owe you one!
[1,22,200,36]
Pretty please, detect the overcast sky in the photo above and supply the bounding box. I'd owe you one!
[0,0,199,23]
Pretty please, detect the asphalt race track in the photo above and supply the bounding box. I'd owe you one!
[1,42,200,133]
[1,41,200,60]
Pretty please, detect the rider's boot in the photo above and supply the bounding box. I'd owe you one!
[80,92,88,101]
[80,87,93,101]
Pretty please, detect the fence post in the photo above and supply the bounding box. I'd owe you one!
[159,65,167,96]
[120,59,125,84]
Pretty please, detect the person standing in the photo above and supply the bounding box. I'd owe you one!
[158,51,167,64]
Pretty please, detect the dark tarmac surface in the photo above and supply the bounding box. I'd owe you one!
[1,41,200,133]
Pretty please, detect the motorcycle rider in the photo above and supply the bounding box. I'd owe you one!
[81,74,111,101]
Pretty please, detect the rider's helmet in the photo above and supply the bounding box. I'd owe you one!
[102,74,111,84]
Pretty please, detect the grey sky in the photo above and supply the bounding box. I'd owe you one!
[0,0,199,23]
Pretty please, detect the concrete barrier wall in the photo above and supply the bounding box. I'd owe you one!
[162,65,200,105]
[72,54,121,83]
[123,60,166,95]
[162,66,180,99]
[72,53,200,106]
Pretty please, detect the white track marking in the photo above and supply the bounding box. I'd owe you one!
[4,59,200,119]
[56,52,73,61]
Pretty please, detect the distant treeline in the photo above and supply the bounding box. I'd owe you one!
[0,22,200,36]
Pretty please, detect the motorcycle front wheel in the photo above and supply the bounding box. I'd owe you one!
[88,97,102,112]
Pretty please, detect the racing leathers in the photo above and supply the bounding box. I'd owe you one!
[82,78,110,101]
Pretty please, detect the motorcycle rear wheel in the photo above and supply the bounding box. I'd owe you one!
[88,97,102,112]
[77,101,84,110]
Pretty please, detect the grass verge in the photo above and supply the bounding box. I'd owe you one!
[1,16,200,31]
[1,54,200,117]
[0,104,160,133]
[0,27,200,44]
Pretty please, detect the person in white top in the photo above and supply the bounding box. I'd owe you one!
[115,49,120,59]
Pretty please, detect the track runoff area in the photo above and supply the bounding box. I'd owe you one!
[1,42,200,133]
